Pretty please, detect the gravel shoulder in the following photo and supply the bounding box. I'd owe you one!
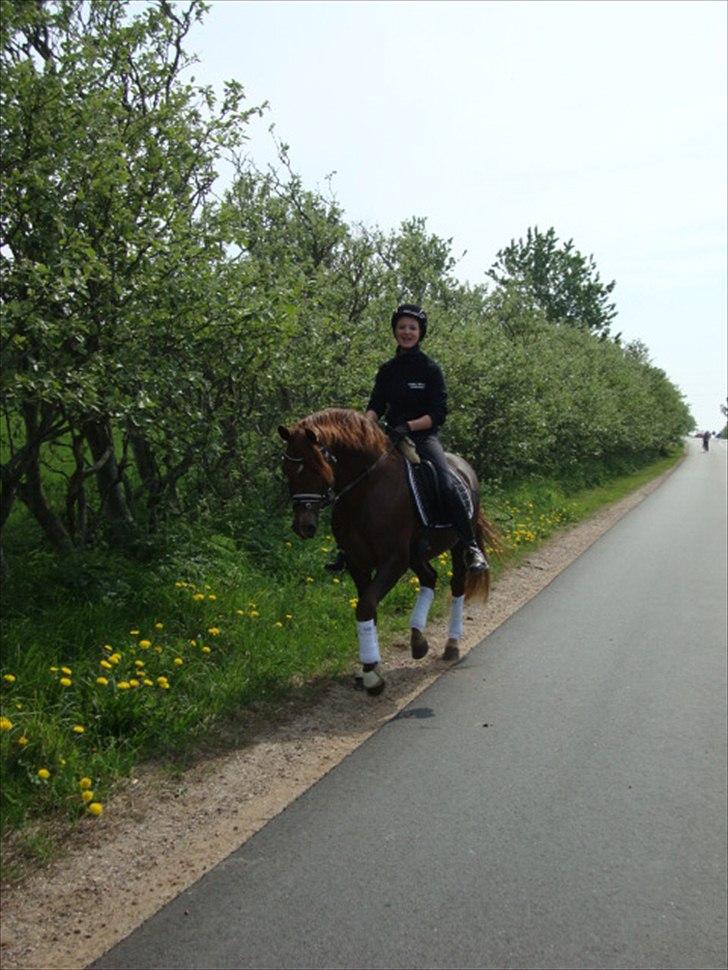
[0,461,681,970]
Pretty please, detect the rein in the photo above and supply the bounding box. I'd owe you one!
[283,442,397,510]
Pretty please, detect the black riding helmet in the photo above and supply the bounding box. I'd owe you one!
[391,303,427,341]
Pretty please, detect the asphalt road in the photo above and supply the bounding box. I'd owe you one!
[93,439,727,970]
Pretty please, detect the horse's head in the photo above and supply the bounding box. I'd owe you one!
[277,424,336,539]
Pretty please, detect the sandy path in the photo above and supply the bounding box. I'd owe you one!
[0,461,681,970]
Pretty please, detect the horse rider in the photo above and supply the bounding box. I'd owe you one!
[327,303,489,574]
[702,430,711,451]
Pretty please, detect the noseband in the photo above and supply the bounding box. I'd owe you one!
[283,449,335,510]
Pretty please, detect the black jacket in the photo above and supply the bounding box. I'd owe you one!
[366,346,447,432]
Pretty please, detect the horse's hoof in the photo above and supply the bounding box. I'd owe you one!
[443,639,460,662]
[362,665,385,696]
[353,672,364,690]
[411,628,429,660]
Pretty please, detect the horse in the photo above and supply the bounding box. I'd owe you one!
[278,408,497,696]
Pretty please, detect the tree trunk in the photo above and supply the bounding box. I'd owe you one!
[19,449,75,556]
[84,419,134,528]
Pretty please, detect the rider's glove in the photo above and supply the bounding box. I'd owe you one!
[388,423,411,444]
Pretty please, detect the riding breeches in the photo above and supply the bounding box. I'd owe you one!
[413,433,475,544]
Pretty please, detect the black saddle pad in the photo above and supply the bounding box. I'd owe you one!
[406,459,474,529]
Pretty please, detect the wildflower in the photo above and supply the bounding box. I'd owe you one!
[59,757,66,766]
[236,609,245,616]
[100,660,112,670]
[139,640,151,649]
[175,581,185,588]
[88,802,103,816]
[0,717,13,731]
[207,594,217,601]
[18,736,28,747]
[285,613,292,619]
[173,658,183,667]
[134,660,145,668]
[15,703,22,710]
[250,610,259,618]
[61,666,72,675]
[349,597,358,608]
[72,725,85,734]
[109,654,121,665]
[143,679,154,687]
[154,623,164,630]
[332,577,340,584]
[190,639,197,646]
[117,681,131,690]
[274,621,283,628]
[156,676,169,687]
[3,674,16,684]
[79,777,92,789]
[49,666,59,673]
[129,629,140,635]
[305,576,314,584]
[37,768,50,780]
[96,677,109,686]
[81,790,94,803]
[192,593,205,602]
[285,541,292,547]
[129,679,140,688]
[59,677,72,687]
[201,646,211,654]
[207,627,221,636]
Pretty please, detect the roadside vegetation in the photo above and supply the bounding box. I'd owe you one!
[1,0,693,862]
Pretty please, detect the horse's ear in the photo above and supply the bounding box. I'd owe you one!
[278,426,291,441]
[305,428,318,445]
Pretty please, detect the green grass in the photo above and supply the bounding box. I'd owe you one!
[0,444,684,866]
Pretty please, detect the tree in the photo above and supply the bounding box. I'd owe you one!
[486,226,617,337]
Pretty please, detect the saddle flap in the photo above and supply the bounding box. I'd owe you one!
[406,460,474,529]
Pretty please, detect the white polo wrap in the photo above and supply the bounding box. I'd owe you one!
[357,619,380,665]
[410,586,435,632]
[448,594,465,640]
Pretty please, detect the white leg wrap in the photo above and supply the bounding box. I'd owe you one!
[357,619,380,665]
[410,586,435,632]
[448,595,465,640]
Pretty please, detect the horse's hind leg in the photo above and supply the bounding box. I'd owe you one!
[409,557,437,660]
[443,544,466,662]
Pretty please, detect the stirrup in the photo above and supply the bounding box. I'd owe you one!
[325,550,347,573]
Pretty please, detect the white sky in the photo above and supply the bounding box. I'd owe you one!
[187,0,727,430]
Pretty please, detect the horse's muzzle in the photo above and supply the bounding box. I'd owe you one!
[293,513,318,539]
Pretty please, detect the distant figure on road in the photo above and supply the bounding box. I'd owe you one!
[702,431,710,451]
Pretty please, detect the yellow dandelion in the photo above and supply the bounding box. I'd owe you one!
[250,610,259,618]
[37,768,50,780]
[156,676,169,686]
[236,609,245,616]
[72,725,85,734]
[192,593,205,602]
[207,627,221,636]
[207,594,217,601]
[134,660,145,668]
[88,802,103,816]
[3,673,16,683]
[305,576,314,584]
[49,666,59,673]
[274,621,283,628]
[96,677,109,686]
[100,660,112,670]
[154,645,162,654]
[175,581,185,588]
[332,577,340,584]
[109,653,121,665]
[129,629,140,635]
[201,646,211,654]
[117,681,131,690]
[0,716,13,731]
[154,622,164,630]
[79,777,92,789]
[129,679,140,688]
[349,597,358,608]
[173,658,183,666]
[285,541,292,547]
[61,666,72,675]
[190,639,197,646]
[15,702,22,710]
[18,735,28,747]
[59,757,66,766]
[81,790,94,803]
[59,677,72,687]
[139,639,151,649]
[143,678,154,687]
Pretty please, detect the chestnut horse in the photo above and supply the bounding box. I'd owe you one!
[278,408,496,695]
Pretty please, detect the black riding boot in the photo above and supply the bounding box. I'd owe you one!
[445,490,489,572]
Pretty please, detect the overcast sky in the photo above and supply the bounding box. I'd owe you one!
[188,0,727,430]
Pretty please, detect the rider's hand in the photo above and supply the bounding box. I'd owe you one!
[388,423,411,444]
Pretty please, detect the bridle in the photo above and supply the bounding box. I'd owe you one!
[283,441,396,511]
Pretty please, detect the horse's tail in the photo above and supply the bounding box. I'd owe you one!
[464,508,500,602]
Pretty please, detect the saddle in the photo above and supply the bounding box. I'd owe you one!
[405,456,474,529]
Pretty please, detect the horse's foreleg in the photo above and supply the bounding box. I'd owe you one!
[409,558,438,660]
[352,556,408,696]
[443,545,467,662]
